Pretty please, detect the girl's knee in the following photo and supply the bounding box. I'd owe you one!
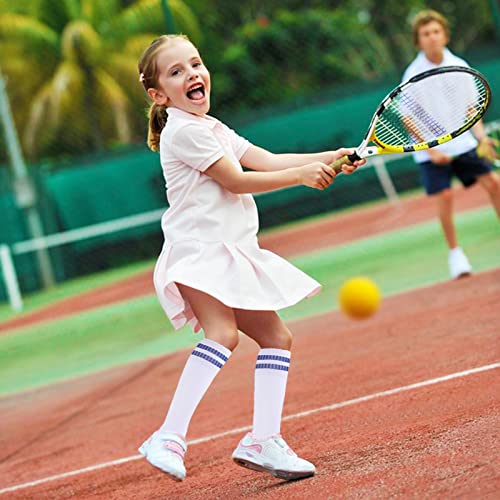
[206,329,239,351]
[262,325,293,350]
[280,328,293,350]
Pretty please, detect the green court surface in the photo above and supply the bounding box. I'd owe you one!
[0,206,498,396]
[0,259,156,324]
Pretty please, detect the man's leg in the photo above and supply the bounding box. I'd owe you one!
[435,188,457,249]
[477,172,500,219]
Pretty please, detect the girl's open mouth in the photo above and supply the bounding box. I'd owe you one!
[186,84,205,101]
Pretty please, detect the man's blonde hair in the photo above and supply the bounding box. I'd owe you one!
[411,9,450,46]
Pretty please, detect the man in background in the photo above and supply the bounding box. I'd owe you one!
[402,9,500,279]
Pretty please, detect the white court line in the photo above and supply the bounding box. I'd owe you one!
[1,362,498,495]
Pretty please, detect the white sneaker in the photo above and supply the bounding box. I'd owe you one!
[232,432,316,480]
[448,247,472,280]
[138,431,187,481]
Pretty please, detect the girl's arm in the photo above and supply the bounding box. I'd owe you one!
[204,149,357,194]
[240,145,342,172]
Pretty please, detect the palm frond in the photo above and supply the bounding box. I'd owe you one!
[61,19,101,65]
[105,52,146,106]
[124,33,161,58]
[24,61,84,155]
[62,0,81,22]
[95,68,132,142]
[23,82,54,155]
[0,13,58,52]
[0,41,55,124]
[49,61,84,125]
[112,0,201,44]
[0,0,37,15]
[34,0,75,33]
[81,0,120,32]
[107,52,142,85]
[168,0,202,44]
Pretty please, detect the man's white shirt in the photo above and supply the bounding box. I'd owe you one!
[402,48,478,163]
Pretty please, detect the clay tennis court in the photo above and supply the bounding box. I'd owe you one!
[0,188,499,498]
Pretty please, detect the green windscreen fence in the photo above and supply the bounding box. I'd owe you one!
[43,148,165,250]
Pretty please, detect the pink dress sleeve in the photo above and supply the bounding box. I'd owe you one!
[171,124,225,171]
[224,125,252,160]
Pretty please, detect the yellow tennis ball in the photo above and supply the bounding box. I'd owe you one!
[338,277,381,319]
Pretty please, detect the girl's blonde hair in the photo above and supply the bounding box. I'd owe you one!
[411,9,450,46]
[138,34,191,152]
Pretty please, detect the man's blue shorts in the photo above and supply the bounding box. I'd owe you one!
[419,148,493,195]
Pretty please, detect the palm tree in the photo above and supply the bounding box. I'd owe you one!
[0,0,200,160]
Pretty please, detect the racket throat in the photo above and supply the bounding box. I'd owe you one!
[348,151,362,162]
[356,147,378,160]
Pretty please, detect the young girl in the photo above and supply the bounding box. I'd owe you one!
[137,34,363,482]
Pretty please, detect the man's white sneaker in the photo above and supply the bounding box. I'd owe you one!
[232,432,316,480]
[138,431,186,481]
[448,247,472,280]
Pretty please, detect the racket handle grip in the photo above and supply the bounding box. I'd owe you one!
[330,152,361,174]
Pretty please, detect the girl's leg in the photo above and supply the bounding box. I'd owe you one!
[140,285,239,480]
[160,284,239,437]
[234,309,292,438]
[231,309,315,479]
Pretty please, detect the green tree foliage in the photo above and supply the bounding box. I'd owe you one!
[211,8,397,111]
[0,0,200,161]
[189,0,497,72]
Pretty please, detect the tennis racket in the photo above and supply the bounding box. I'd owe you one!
[331,66,492,173]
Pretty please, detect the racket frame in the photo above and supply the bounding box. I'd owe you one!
[333,65,492,171]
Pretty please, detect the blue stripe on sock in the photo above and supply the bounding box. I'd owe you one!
[255,363,289,372]
[191,350,223,368]
[257,354,290,364]
[196,343,229,362]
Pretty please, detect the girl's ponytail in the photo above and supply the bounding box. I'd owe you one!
[147,103,168,152]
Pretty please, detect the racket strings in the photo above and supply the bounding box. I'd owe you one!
[375,110,414,145]
[374,72,488,148]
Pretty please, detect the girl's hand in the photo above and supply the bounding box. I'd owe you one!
[296,162,335,190]
[325,148,366,174]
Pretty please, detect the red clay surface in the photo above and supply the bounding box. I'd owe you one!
[1,268,499,498]
[0,185,492,334]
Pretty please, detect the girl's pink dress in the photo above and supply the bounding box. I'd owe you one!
[154,107,320,332]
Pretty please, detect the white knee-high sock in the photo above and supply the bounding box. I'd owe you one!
[160,339,231,438]
[252,348,291,439]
